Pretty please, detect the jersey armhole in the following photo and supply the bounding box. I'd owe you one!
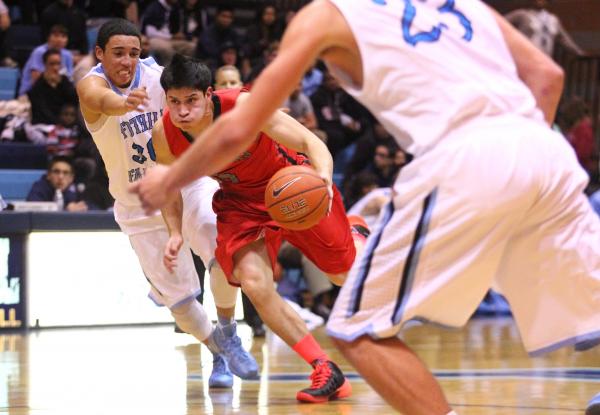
[85,113,109,133]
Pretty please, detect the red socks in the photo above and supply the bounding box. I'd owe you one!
[292,333,329,365]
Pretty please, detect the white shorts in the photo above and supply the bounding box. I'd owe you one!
[327,115,600,355]
[129,228,200,309]
[181,177,220,268]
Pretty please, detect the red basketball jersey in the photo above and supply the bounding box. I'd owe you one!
[162,88,310,199]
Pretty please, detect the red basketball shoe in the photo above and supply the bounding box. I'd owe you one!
[296,359,352,403]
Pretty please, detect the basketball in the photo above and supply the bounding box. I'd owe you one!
[265,165,329,230]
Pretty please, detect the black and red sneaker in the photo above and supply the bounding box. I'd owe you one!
[348,215,371,242]
[296,359,352,403]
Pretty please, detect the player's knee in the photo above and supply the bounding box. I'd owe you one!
[327,272,347,286]
[239,271,272,305]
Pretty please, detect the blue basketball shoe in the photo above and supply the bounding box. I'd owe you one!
[213,322,259,379]
[209,354,233,389]
[587,393,600,415]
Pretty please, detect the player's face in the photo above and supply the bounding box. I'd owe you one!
[215,70,242,90]
[166,88,211,128]
[96,35,141,88]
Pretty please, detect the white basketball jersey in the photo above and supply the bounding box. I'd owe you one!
[83,57,165,234]
[327,0,545,156]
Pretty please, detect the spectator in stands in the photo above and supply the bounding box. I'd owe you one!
[310,69,366,157]
[18,0,54,24]
[243,4,282,63]
[368,142,400,187]
[283,82,318,130]
[28,48,78,125]
[394,147,411,170]
[343,121,395,186]
[72,49,99,84]
[206,40,242,78]
[283,81,327,142]
[26,155,88,211]
[214,64,243,90]
[346,172,392,231]
[40,0,88,58]
[45,103,82,156]
[505,0,584,57]
[181,0,207,43]
[0,0,15,68]
[195,5,240,63]
[19,24,73,96]
[80,159,113,211]
[556,96,598,181]
[141,0,195,65]
[245,40,279,85]
[302,63,323,97]
[87,1,139,24]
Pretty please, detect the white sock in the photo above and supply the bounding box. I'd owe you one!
[209,264,238,309]
[446,411,458,415]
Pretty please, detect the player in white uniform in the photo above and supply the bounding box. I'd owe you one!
[131,2,600,414]
[76,19,258,389]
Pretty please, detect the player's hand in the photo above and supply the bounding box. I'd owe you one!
[163,234,183,273]
[124,87,149,112]
[129,164,178,214]
[317,171,334,214]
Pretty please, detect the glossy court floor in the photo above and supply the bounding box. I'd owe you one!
[1,317,598,414]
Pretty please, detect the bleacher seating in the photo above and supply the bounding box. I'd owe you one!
[0,67,20,100]
[0,143,48,169]
[0,169,45,201]
[87,27,99,52]
[5,24,43,69]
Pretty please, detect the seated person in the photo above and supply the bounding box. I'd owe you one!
[26,155,88,212]
[283,82,327,142]
[214,64,243,90]
[195,6,240,63]
[141,0,195,65]
[19,24,74,96]
[27,48,78,125]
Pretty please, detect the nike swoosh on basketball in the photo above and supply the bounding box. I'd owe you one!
[272,177,303,198]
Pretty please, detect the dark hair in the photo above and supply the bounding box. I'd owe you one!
[217,5,234,13]
[160,54,212,93]
[48,155,73,172]
[557,96,590,132]
[49,24,68,36]
[96,18,141,50]
[42,48,61,64]
[343,171,379,209]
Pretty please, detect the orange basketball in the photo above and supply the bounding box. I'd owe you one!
[265,165,329,230]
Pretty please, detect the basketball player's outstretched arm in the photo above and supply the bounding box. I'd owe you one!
[489,7,564,124]
[151,119,186,272]
[77,76,149,121]
[130,2,334,212]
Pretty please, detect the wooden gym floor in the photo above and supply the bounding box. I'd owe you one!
[1,317,598,414]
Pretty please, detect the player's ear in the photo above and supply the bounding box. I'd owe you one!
[205,86,213,99]
[95,46,103,62]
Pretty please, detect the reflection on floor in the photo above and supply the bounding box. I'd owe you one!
[1,317,598,414]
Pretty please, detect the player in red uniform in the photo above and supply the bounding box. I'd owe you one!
[146,55,368,403]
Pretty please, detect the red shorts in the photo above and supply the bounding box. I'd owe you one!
[213,186,356,286]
